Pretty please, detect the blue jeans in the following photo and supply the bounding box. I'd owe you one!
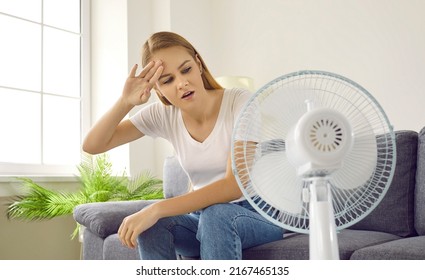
[137,200,285,260]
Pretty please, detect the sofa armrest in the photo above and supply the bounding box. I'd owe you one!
[73,199,158,238]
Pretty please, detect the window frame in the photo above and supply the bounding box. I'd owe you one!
[0,0,90,178]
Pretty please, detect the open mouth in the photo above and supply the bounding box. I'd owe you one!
[182,91,194,99]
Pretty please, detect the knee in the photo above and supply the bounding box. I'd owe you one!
[201,204,234,224]
[197,204,234,238]
[137,216,174,244]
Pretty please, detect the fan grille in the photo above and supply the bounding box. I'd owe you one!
[232,70,396,233]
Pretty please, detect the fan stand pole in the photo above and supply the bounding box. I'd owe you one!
[308,177,340,260]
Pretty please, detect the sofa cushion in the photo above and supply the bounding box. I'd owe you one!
[350,236,425,260]
[415,127,425,235]
[104,233,139,260]
[349,130,418,237]
[242,229,400,260]
[73,200,157,238]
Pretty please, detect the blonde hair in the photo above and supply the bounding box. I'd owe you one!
[141,31,222,105]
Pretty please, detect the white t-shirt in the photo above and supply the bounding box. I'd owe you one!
[130,88,252,191]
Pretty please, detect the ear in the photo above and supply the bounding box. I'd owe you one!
[195,54,203,74]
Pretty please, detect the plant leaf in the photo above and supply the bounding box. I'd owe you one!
[6,178,86,221]
[6,153,163,240]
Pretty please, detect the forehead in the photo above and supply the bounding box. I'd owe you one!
[151,46,193,69]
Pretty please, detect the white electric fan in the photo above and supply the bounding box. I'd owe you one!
[231,70,396,260]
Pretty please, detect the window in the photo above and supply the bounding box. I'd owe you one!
[0,0,90,176]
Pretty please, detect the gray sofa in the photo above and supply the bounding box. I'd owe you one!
[73,128,425,260]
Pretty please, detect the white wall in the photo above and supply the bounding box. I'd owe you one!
[91,0,425,177]
[209,0,425,132]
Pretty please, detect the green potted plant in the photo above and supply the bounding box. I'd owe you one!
[6,153,163,239]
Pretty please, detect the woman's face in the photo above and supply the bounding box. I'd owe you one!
[152,46,204,108]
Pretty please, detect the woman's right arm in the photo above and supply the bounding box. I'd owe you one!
[82,97,142,154]
[82,61,163,154]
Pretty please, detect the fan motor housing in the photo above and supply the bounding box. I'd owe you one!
[286,108,353,177]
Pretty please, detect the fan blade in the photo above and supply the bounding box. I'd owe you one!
[251,151,303,215]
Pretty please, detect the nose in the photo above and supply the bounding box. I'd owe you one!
[177,77,189,89]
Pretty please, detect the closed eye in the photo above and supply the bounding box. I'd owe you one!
[182,67,192,74]
[162,77,173,84]
[160,66,192,85]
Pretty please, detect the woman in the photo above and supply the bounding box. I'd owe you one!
[83,31,284,260]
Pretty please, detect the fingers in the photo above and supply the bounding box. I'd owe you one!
[124,229,136,249]
[138,60,163,82]
[137,61,154,78]
[136,60,159,78]
[150,64,164,85]
[117,207,158,249]
[130,231,138,249]
[118,218,139,249]
[128,63,139,78]
[119,223,133,248]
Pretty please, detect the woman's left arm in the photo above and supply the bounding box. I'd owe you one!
[118,154,242,249]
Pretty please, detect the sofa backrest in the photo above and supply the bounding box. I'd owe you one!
[414,127,425,235]
[348,130,418,237]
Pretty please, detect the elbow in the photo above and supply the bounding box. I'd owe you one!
[82,143,95,155]
[82,138,101,155]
